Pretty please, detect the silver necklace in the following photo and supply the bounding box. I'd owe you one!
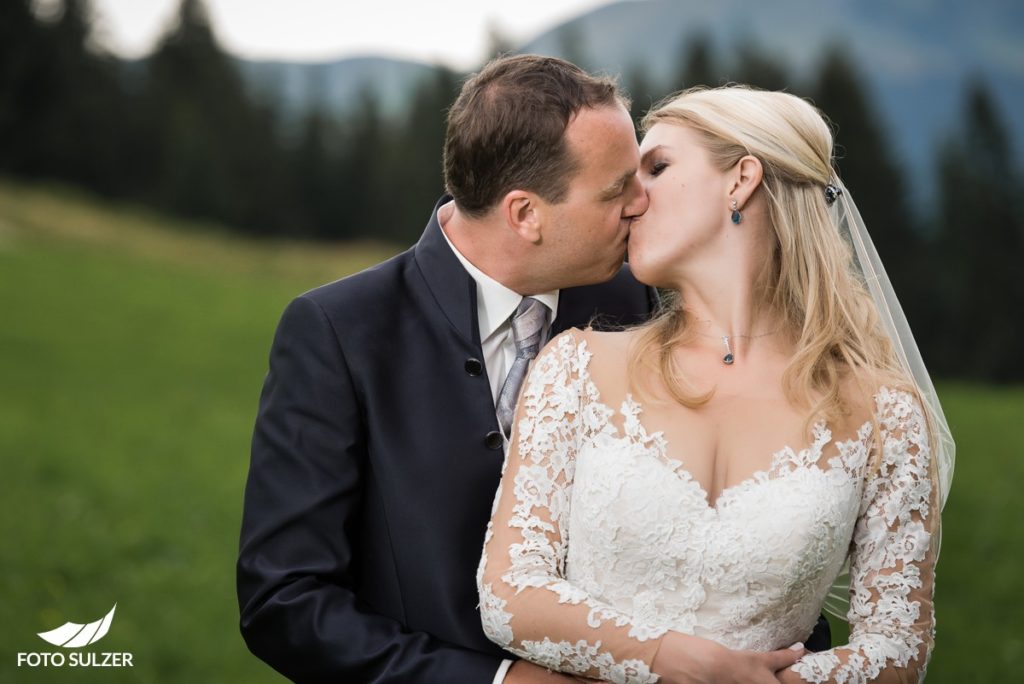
[693,327,780,365]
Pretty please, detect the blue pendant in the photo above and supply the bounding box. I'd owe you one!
[721,335,735,365]
[731,210,743,225]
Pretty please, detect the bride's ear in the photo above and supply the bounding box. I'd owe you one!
[728,155,764,210]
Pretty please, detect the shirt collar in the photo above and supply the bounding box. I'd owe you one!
[439,214,559,342]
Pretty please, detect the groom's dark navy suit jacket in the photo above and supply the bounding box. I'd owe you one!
[237,198,657,682]
[237,198,830,683]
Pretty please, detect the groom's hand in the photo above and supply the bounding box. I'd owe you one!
[506,660,609,683]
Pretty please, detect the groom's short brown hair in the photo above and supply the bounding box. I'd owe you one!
[444,54,627,218]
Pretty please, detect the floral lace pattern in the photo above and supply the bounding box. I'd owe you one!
[477,332,937,683]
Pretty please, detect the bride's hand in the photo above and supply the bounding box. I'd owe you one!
[651,631,806,684]
[774,666,808,684]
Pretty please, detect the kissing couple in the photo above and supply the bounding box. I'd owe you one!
[238,54,954,684]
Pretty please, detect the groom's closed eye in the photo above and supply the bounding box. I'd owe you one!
[600,170,637,201]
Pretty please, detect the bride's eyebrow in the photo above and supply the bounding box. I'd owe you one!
[640,145,668,166]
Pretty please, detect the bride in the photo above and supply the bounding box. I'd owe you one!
[476,86,954,684]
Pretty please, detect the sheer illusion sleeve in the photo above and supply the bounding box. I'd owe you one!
[477,331,665,684]
[792,387,940,684]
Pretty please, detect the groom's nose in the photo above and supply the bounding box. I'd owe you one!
[622,176,649,219]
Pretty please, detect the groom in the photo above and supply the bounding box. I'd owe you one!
[237,55,656,683]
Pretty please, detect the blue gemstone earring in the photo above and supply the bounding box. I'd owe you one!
[730,199,743,225]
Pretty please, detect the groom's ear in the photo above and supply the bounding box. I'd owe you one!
[502,190,544,244]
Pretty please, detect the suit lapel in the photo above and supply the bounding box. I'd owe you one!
[550,286,589,335]
[412,196,482,348]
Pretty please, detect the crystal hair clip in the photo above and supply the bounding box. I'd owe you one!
[824,182,843,206]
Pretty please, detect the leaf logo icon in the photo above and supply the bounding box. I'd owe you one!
[37,604,117,648]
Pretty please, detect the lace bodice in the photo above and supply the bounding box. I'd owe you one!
[477,331,938,683]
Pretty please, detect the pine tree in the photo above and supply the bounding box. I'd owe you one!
[291,108,343,239]
[391,66,460,242]
[42,0,125,192]
[143,0,285,233]
[811,46,922,325]
[334,87,388,240]
[731,42,790,91]
[625,63,660,129]
[0,0,49,175]
[933,80,1023,380]
[674,34,718,90]
[0,0,123,191]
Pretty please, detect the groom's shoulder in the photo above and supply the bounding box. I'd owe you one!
[298,246,416,316]
[561,263,655,328]
[566,263,649,302]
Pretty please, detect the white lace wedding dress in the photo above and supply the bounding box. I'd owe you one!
[477,331,938,684]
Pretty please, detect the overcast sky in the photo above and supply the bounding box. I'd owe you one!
[74,0,621,68]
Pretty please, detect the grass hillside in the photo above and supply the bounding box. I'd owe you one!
[0,180,1020,681]
[0,180,398,682]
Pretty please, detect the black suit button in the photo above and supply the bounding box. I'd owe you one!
[484,431,504,450]
[465,357,483,376]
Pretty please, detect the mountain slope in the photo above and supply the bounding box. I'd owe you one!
[232,0,1024,199]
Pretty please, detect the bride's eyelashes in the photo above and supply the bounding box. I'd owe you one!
[648,161,669,177]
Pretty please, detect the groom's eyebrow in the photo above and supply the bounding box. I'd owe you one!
[599,168,637,199]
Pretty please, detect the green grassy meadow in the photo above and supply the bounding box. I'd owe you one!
[0,180,1020,682]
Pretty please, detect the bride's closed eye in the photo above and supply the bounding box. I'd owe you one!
[648,161,669,177]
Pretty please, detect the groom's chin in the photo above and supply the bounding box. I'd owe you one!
[572,255,629,289]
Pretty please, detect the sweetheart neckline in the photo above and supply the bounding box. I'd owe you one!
[578,373,874,511]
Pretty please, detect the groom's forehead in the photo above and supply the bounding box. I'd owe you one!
[566,106,638,169]
[569,114,638,189]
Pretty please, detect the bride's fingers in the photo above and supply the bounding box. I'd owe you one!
[759,644,805,671]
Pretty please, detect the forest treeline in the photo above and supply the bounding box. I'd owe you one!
[1,0,1020,380]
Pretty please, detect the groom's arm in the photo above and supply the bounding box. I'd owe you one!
[237,294,501,683]
[806,614,831,652]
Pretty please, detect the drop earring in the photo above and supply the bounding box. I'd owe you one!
[730,199,743,225]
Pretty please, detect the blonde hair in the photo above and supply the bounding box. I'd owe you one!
[629,85,907,435]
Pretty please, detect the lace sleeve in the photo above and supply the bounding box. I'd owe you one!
[792,387,940,684]
[477,331,664,684]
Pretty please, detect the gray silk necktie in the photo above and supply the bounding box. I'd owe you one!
[495,296,550,438]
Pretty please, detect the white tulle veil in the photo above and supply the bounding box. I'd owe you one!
[822,178,955,622]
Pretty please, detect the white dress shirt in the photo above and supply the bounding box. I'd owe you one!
[439,211,558,684]
[439,220,559,406]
